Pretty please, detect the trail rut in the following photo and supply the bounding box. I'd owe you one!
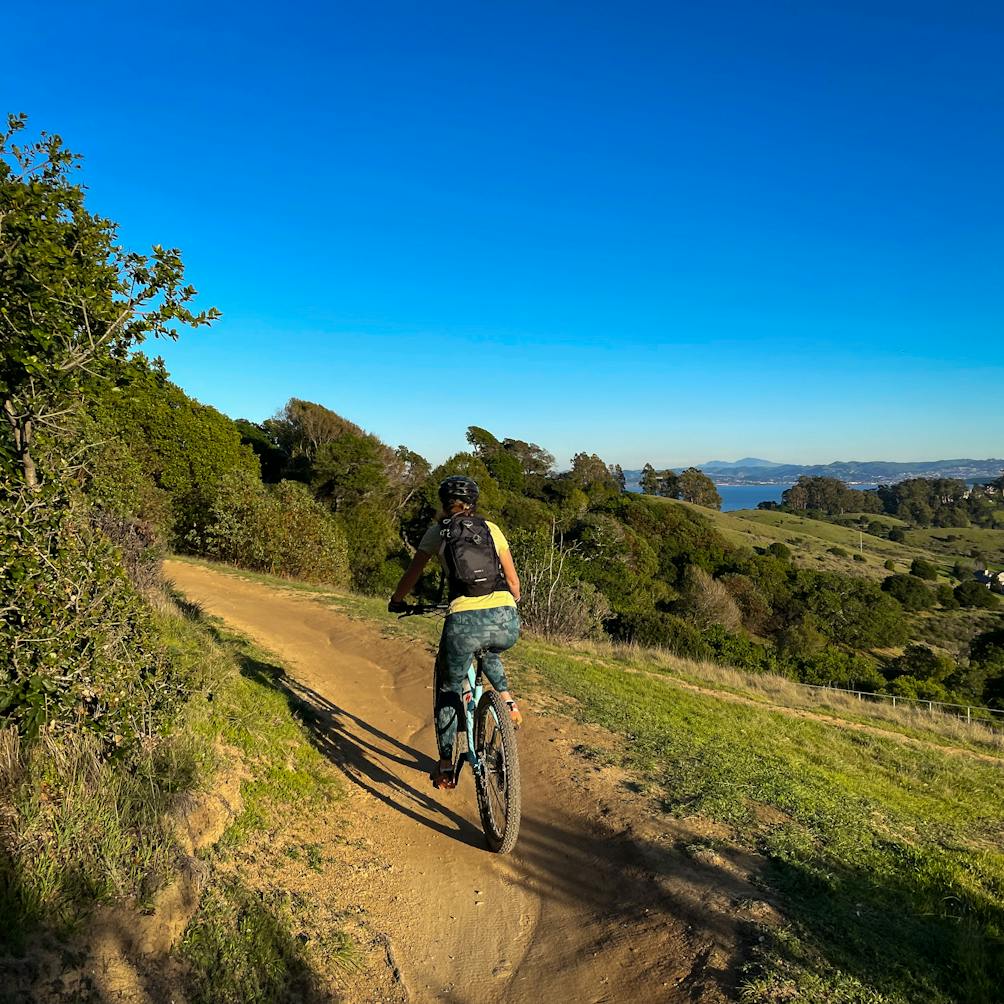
[166,561,759,1003]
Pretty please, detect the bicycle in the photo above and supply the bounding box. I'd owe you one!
[398,603,522,854]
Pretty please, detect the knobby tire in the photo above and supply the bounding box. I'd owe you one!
[474,690,521,854]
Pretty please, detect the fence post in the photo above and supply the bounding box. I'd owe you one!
[967,707,972,724]
[928,701,933,712]
[891,695,897,708]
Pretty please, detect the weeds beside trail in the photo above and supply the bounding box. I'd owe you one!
[171,557,1004,1004]
[0,592,362,1003]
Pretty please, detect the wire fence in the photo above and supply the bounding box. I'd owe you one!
[802,684,1004,730]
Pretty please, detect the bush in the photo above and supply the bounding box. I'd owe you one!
[203,472,350,587]
[0,478,179,750]
[766,542,791,560]
[828,546,849,558]
[679,566,742,631]
[608,611,711,659]
[954,580,1000,610]
[888,528,906,543]
[509,527,611,641]
[936,584,960,610]
[701,625,782,675]
[798,648,885,690]
[883,559,897,571]
[852,553,866,562]
[910,558,939,580]
[881,573,934,611]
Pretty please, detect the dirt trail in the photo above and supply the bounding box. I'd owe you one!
[166,561,761,1004]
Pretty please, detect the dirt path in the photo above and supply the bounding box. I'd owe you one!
[165,561,762,1004]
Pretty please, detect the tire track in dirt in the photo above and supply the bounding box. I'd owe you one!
[166,561,760,1003]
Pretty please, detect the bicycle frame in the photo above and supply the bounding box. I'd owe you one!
[456,657,486,784]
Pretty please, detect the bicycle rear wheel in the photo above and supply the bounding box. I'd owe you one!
[474,690,521,853]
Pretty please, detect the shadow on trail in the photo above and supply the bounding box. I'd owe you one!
[221,635,750,996]
[225,635,1004,1004]
[231,644,486,850]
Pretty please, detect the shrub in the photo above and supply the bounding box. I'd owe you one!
[881,573,934,611]
[766,542,791,560]
[954,580,1000,610]
[852,553,866,562]
[509,527,611,641]
[888,528,906,543]
[888,644,955,684]
[608,611,711,659]
[883,559,896,571]
[828,546,849,558]
[0,478,179,750]
[701,625,782,675]
[720,573,771,634]
[798,648,885,690]
[679,566,742,631]
[910,558,939,581]
[203,472,350,587]
[936,584,960,610]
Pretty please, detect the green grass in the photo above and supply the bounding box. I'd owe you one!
[905,527,1004,570]
[516,643,1004,1004]
[173,557,1004,1002]
[168,614,360,997]
[180,875,324,1004]
[651,498,934,580]
[0,586,358,1000]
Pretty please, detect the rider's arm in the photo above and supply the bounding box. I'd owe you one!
[391,550,433,603]
[499,548,521,603]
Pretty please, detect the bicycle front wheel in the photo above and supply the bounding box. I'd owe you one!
[474,690,521,853]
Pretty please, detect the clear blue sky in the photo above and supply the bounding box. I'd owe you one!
[5,1,1002,468]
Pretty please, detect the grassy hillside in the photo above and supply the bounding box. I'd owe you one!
[905,526,1004,569]
[651,498,1004,589]
[173,558,1004,1004]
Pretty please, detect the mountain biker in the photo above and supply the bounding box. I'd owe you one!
[389,476,522,790]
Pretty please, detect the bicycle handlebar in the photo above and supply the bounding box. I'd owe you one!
[396,603,450,618]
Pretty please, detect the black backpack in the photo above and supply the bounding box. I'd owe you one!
[440,515,508,600]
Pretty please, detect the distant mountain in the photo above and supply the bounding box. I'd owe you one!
[703,458,778,471]
[622,459,1004,488]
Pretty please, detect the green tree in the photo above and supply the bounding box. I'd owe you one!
[677,468,722,510]
[570,452,615,491]
[954,580,999,610]
[88,356,259,545]
[312,432,389,512]
[881,573,934,611]
[657,470,681,498]
[0,115,216,487]
[639,463,660,495]
[465,425,500,458]
[910,558,939,580]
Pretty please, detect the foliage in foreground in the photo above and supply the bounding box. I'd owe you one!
[0,476,181,749]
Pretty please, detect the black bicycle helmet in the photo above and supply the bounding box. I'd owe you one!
[438,475,479,507]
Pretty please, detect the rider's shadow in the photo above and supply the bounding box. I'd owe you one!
[235,650,486,849]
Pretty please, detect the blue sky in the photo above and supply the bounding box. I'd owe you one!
[5,1,1002,468]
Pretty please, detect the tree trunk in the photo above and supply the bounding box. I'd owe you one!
[2,399,39,488]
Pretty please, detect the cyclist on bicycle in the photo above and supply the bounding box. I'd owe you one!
[389,476,522,789]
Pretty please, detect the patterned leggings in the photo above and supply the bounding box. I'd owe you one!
[434,606,520,759]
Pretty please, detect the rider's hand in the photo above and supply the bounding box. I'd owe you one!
[388,598,408,614]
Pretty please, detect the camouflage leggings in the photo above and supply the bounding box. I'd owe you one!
[434,606,520,759]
